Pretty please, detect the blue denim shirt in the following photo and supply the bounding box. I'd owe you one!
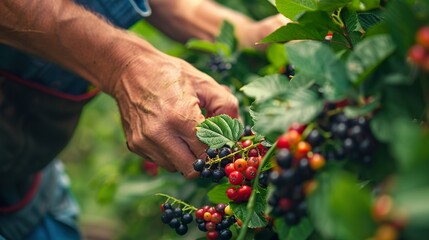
[0,0,150,95]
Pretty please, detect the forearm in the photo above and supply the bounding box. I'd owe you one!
[0,0,162,94]
[147,0,254,45]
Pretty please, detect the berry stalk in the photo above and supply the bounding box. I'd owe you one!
[236,142,277,240]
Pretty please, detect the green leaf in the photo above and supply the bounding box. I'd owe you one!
[186,39,230,55]
[357,11,383,31]
[241,74,290,103]
[384,0,419,57]
[230,191,268,228]
[250,89,323,141]
[208,183,232,204]
[261,11,338,43]
[186,39,218,53]
[317,0,350,12]
[343,96,380,118]
[286,41,351,100]
[266,44,288,67]
[308,170,376,240]
[276,0,317,20]
[260,24,327,43]
[216,21,237,54]
[196,114,244,148]
[346,35,395,85]
[275,217,314,240]
[350,0,380,11]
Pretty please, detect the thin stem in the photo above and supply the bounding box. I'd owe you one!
[155,193,198,212]
[237,142,277,240]
[206,143,260,166]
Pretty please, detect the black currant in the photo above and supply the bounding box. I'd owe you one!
[201,168,212,178]
[219,229,233,240]
[219,147,232,158]
[163,209,174,222]
[174,207,183,218]
[244,125,253,136]
[193,159,205,172]
[276,149,293,169]
[181,213,193,224]
[212,169,225,182]
[198,222,207,232]
[169,218,180,229]
[175,224,188,235]
[162,203,172,210]
[306,129,324,147]
[206,148,218,159]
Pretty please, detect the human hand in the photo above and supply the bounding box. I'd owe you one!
[237,14,292,50]
[110,45,239,178]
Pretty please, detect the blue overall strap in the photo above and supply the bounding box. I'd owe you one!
[129,0,152,17]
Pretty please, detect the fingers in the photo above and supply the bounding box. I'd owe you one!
[197,81,239,118]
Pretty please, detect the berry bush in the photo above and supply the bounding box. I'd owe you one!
[154,0,429,239]
[70,0,429,239]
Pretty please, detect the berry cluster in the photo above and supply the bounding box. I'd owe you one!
[408,25,429,71]
[193,126,268,187]
[195,204,236,240]
[268,123,325,226]
[370,190,407,240]
[318,107,375,165]
[160,203,194,236]
[208,55,232,73]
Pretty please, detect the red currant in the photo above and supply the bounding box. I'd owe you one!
[207,231,219,240]
[208,207,216,214]
[309,153,326,170]
[288,123,306,134]
[237,185,252,202]
[203,212,212,222]
[211,212,222,224]
[229,171,244,185]
[294,141,312,160]
[417,26,429,48]
[234,158,248,172]
[245,166,257,180]
[278,198,293,211]
[205,222,216,231]
[408,44,427,65]
[241,139,253,148]
[248,148,259,157]
[226,187,239,201]
[224,163,236,176]
[247,156,260,168]
[277,130,301,149]
[195,208,204,219]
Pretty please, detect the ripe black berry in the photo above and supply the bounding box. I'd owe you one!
[201,168,213,178]
[219,147,232,158]
[206,148,218,159]
[193,159,205,172]
[181,213,193,224]
[212,169,225,182]
[175,224,188,235]
[198,222,207,232]
[244,125,253,136]
[174,207,183,218]
[306,129,324,147]
[219,229,233,240]
[169,218,180,229]
[276,149,293,169]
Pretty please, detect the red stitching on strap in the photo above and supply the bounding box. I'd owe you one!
[0,70,99,101]
[0,173,42,213]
